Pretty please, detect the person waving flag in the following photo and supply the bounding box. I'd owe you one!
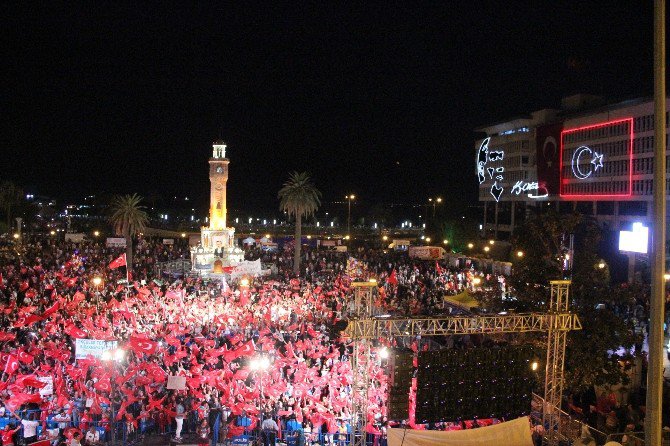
[108,254,127,269]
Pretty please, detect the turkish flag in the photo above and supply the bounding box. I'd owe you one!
[19,281,29,292]
[17,351,34,364]
[233,340,255,359]
[4,355,19,375]
[94,379,111,392]
[128,337,158,356]
[24,314,43,327]
[109,254,127,270]
[42,301,60,318]
[64,325,87,339]
[20,376,46,389]
[436,261,443,275]
[0,332,16,342]
[388,269,398,285]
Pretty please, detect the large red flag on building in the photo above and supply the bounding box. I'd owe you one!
[109,254,127,269]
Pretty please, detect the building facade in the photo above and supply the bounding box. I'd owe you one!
[476,95,670,239]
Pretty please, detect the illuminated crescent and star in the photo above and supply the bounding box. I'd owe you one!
[571,145,604,180]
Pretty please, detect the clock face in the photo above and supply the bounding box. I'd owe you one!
[216,166,224,173]
[215,183,223,190]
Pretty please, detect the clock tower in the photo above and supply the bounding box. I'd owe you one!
[209,140,229,230]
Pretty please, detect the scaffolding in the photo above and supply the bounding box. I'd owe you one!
[347,280,580,446]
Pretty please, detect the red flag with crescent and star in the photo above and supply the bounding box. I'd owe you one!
[108,254,127,270]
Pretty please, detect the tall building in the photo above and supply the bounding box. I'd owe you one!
[192,141,243,273]
[475,95,670,239]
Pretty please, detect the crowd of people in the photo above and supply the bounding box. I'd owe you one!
[0,234,502,446]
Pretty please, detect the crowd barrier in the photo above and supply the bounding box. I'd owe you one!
[1,410,386,446]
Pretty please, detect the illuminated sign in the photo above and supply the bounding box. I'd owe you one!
[619,222,649,254]
[476,137,506,202]
[559,118,633,198]
[477,136,548,202]
[511,181,548,198]
[571,146,604,179]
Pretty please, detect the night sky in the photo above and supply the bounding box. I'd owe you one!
[1,2,657,215]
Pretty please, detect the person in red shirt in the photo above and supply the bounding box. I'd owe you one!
[1,424,21,446]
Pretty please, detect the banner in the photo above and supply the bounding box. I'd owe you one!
[229,259,262,279]
[388,417,533,446]
[106,238,126,248]
[535,122,562,197]
[163,238,175,245]
[75,339,118,359]
[64,233,85,243]
[167,376,187,390]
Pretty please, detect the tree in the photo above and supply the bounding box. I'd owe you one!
[278,172,321,275]
[108,194,148,271]
[0,180,24,230]
[506,211,639,392]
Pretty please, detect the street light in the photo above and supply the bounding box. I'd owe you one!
[382,235,388,241]
[93,230,100,237]
[240,278,250,287]
[598,261,606,269]
[50,230,55,236]
[249,356,271,414]
[181,233,186,238]
[428,197,443,217]
[425,237,431,243]
[12,233,19,240]
[92,277,102,287]
[443,239,449,245]
[483,246,490,252]
[517,251,524,258]
[346,194,355,235]
[467,243,474,249]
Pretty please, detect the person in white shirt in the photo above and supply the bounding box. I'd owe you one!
[261,416,279,446]
[12,412,39,444]
[85,426,100,445]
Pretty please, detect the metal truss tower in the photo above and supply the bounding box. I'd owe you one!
[349,282,377,446]
[542,280,571,445]
[347,280,580,446]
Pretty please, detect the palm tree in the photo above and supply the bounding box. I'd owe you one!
[0,180,23,230]
[278,172,321,275]
[108,194,148,271]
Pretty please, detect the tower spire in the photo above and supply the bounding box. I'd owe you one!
[209,141,229,229]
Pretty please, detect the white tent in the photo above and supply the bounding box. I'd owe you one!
[242,237,256,245]
[387,417,533,446]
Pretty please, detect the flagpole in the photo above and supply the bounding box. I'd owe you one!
[125,254,131,300]
[646,1,666,444]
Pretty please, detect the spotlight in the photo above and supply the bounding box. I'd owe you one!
[379,347,389,360]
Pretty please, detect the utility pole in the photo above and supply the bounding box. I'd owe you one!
[646,1,666,444]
